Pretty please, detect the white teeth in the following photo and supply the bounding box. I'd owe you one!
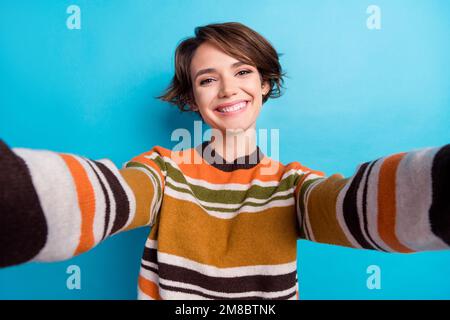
[217,101,247,113]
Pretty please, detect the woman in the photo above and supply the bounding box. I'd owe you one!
[0,22,449,300]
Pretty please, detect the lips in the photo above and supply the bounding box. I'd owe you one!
[214,100,249,114]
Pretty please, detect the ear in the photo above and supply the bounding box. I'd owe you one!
[262,81,270,96]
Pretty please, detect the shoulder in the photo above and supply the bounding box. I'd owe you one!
[261,156,325,177]
[122,145,175,177]
[124,145,202,172]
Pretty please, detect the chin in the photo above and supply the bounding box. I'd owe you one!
[221,119,246,127]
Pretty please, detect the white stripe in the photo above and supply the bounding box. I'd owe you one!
[395,147,448,251]
[139,244,298,300]
[295,186,303,233]
[145,238,158,249]
[86,159,117,242]
[126,159,164,189]
[143,153,167,175]
[159,288,212,300]
[125,157,165,226]
[295,173,322,232]
[183,168,307,190]
[160,154,307,189]
[142,260,159,270]
[303,173,324,182]
[140,266,160,283]
[137,289,154,300]
[145,165,164,225]
[14,149,82,261]
[167,176,295,209]
[165,186,294,219]
[126,166,161,226]
[158,251,297,277]
[302,178,324,242]
[159,277,297,299]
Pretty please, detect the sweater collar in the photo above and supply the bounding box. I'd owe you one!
[195,140,265,172]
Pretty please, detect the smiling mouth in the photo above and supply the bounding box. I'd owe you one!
[215,101,249,115]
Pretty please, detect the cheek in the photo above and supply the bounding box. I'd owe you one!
[245,81,264,97]
[194,88,216,108]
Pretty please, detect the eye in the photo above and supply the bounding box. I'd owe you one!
[237,69,252,76]
[199,78,214,86]
[199,70,253,86]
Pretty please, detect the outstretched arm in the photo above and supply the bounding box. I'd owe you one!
[295,144,450,252]
[0,140,165,268]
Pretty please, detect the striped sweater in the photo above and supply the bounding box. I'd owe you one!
[0,139,449,299]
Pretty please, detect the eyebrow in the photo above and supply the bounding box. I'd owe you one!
[193,61,248,81]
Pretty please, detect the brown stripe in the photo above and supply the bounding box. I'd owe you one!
[86,160,111,240]
[157,261,296,294]
[141,263,159,275]
[142,247,158,264]
[93,160,130,235]
[342,163,378,249]
[159,282,296,300]
[361,160,387,251]
[0,141,47,267]
[377,153,414,253]
[430,144,450,245]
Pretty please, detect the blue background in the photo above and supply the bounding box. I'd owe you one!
[0,0,449,299]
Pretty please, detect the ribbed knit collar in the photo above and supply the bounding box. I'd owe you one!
[195,140,265,172]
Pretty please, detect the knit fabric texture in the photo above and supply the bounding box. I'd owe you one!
[0,139,449,299]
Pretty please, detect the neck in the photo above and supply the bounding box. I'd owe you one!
[209,125,257,163]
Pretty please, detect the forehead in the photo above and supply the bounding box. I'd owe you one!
[190,42,241,75]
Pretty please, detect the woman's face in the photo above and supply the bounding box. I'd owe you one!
[189,41,270,133]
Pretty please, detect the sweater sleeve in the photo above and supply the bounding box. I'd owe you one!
[0,139,166,268]
[295,144,450,253]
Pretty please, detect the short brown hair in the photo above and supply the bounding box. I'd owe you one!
[157,22,287,112]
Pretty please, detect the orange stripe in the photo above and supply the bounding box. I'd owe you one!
[133,146,325,185]
[179,150,316,184]
[165,146,280,183]
[178,150,278,183]
[138,276,161,300]
[60,154,96,255]
[377,153,414,253]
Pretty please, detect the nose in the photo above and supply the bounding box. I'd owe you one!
[218,75,238,98]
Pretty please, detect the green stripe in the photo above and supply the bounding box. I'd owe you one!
[147,155,166,172]
[165,161,300,204]
[166,180,295,212]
